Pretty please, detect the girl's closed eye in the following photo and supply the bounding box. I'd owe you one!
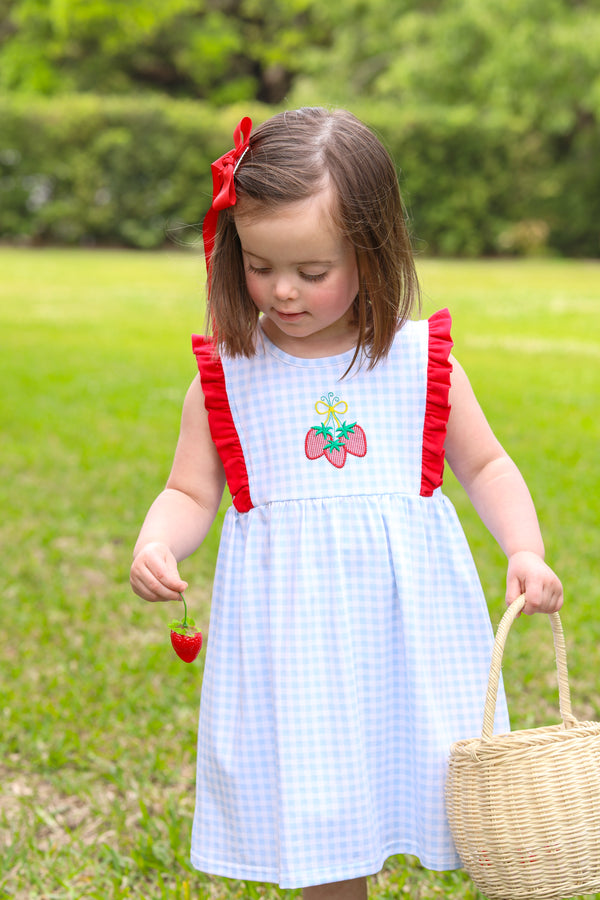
[246,262,328,283]
[247,263,271,276]
[301,271,328,283]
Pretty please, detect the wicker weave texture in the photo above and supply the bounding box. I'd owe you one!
[446,595,600,900]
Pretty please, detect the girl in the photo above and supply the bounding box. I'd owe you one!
[131,108,563,899]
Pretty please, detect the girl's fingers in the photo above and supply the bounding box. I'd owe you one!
[506,553,563,615]
[130,551,188,602]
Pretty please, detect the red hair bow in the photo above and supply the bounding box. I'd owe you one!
[202,116,252,277]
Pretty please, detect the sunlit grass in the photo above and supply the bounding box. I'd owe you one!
[1,248,598,898]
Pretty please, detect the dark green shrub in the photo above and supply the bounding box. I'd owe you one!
[0,95,267,249]
[0,94,597,255]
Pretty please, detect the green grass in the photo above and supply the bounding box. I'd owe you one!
[1,248,599,899]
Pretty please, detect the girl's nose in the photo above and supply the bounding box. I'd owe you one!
[273,276,299,302]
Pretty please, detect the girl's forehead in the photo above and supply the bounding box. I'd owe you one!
[235,186,337,229]
[234,190,347,262]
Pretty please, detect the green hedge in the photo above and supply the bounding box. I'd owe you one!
[0,95,258,250]
[365,103,600,258]
[0,94,598,255]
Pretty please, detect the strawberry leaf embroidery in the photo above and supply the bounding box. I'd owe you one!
[336,421,356,439]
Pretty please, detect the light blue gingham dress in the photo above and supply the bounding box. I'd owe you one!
[190,310,509,889]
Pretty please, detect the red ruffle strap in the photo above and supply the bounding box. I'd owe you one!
[420,309,453,497]
[192,336,254,513]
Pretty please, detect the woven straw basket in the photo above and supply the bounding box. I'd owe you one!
[446,594,600,900]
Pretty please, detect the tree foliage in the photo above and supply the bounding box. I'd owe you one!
[1,0,598,117]
[1,0,599,254]
[362,0,600,131]
[0,0,329,103]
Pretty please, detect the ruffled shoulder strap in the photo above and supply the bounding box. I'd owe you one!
[191,335,254,513]
[420,309,453,497]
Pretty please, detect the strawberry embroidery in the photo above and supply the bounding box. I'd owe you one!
[305,392,367,468]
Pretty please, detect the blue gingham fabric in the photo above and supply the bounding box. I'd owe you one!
[190,314,509,888]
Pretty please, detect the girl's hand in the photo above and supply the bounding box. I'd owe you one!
[506,550,563,615]
[130,541,188,603]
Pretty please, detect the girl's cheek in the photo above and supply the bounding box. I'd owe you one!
[245,274,261,298]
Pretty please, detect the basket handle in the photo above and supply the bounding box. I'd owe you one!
[481,593,578,741]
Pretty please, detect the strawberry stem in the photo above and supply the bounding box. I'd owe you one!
[179,592,188,628]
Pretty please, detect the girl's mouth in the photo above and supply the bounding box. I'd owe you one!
[275,310,306,323]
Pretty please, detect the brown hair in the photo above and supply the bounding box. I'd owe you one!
[207,107,420,372]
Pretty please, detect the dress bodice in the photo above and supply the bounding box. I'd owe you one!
[193,309,452,511]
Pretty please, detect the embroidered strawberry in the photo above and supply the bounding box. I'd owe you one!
[323,438,347,468]
[305,426,328,460]
[169,593,203,663]
[343,424,367,458]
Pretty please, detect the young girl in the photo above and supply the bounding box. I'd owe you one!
[130,108,563,899]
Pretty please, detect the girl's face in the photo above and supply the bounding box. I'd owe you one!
[234,187,359,358]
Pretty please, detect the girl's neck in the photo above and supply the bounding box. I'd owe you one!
[259,316,359,359]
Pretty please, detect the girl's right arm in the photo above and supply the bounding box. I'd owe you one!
[130,375,226,603]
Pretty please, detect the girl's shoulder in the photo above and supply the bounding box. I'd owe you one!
[393,308,452,349]
[390,309,453,397]
[402,307,451,333]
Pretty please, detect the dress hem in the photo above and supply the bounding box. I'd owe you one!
[190,845,462,890]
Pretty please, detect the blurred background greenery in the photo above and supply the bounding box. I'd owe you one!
[0,0,599,256]
[1,3,599,897]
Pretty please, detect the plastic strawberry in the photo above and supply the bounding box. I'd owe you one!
[169,593,203,663]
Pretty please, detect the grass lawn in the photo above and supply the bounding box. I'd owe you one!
[1,247,599,899]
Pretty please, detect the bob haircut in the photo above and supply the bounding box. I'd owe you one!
[207,107,420,373]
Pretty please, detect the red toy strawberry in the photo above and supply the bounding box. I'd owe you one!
[169,593,203,663]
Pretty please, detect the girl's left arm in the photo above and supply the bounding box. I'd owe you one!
[444,355,563,615]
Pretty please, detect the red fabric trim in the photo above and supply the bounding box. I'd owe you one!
[420,309,453,497]
[192,336,254,513]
